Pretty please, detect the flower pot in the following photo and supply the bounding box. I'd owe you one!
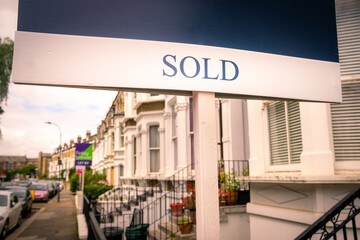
[170,203,183,216]
[237,190,250,204]
[226,191,238,205]
[182,197,189,209]
[189,209,196,225]
[177,221,192,234]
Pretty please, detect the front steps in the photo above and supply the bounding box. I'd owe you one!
[148,212,196,240]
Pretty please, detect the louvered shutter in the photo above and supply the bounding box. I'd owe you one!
[331,80,360,161]
[268,102,288,165]
[336,0,360,77]
[287,101,302,163]
[268,101,302,165]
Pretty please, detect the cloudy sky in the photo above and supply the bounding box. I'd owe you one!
[0,0,118,158]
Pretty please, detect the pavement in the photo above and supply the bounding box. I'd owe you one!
[7,189,78,240]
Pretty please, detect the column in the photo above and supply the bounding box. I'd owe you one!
[300,102,335,175]
[159,127,165,174]
[140,129,148,176]
[247,100,267,176]
[176,102,188,169]
[193,92,220,240]
[163,112,173,174]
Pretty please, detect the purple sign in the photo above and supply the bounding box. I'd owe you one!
[75,143,93,166]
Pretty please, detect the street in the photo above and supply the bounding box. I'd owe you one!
[5,189,77,240]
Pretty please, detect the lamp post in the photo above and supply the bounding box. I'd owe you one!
[45,121,62,202]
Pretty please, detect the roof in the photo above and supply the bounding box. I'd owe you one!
[0,190,13,196]
[0,156,28,163]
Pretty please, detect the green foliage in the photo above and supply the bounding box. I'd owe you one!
[0,37,13,115]
[177,218,190,223]
[17,164,37,177]
[70,174,79,192]
[89,171,106,185]
[1,169,15,181]
[169,232,177,237]
[40,174,48,180]
[50,176,58,180]
[222,171,240,192]
[68,167,76,180]
[60,169,66,179]
[84,185,113,199]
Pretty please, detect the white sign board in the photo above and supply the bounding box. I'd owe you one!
[12,0,341,102]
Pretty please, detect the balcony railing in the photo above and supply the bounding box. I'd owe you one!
[218,160,250,206]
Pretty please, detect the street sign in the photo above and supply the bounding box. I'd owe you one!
[0,173,6,179]
[76,166,85,174]
[12,0,341,103]
[75,143,93,166]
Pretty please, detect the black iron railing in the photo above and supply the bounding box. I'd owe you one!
[91,160,249,239]
[295,186,360,240]
[92,164,195,239]
[218,160,250,206]
[83,195,107,240]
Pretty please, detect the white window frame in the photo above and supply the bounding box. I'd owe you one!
[133,136,137,175]
[263,100,302,173]
[149,125,160,173]
[120,123,124,148]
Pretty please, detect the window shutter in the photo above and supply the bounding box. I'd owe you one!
[268,102,289,165]
[331,79,360,161]
[268,101,302,165]
[336,0,360,77]
[287,101,302,164]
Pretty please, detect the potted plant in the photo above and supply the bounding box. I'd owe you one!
[177,218,193,234]
[218,188,227,206]
[238,166,250,204]
[169,232,177,240]
[170,202,183,216]
[187,183,196,224]
[224,171,240,205]
[182,196,189,209]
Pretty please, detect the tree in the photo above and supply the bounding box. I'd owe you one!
[0,38,14,138]
[17,164,37,177]
[0,37,13,114]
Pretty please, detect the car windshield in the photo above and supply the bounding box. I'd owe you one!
[0,195,8,207]
[5,189,26,198]
[30,184,47,191]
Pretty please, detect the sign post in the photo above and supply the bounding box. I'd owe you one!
[75,143,93,193]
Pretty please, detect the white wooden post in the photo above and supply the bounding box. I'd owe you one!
[193,92,220,240]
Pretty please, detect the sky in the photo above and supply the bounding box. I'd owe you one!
[0,0,118,158]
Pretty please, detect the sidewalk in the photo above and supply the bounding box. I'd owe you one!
[8,189,78,240]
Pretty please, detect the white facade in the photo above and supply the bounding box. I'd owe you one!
[245,0,360,238]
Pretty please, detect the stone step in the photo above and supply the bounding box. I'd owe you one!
[148,229,169,240]
[158,222,196,240]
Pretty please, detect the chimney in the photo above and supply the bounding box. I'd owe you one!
[70,139,74,147]
[77,135,82,143]
[86,130,91,140]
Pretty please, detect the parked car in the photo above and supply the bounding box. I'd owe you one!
[3,187,33,217]
[1,182,15,187]
[46,181,56,198]
[58,181,64,191]
[29,183,49,202]
[14,180,31,188]
[49,181,59,195]
[0,191,22,239]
